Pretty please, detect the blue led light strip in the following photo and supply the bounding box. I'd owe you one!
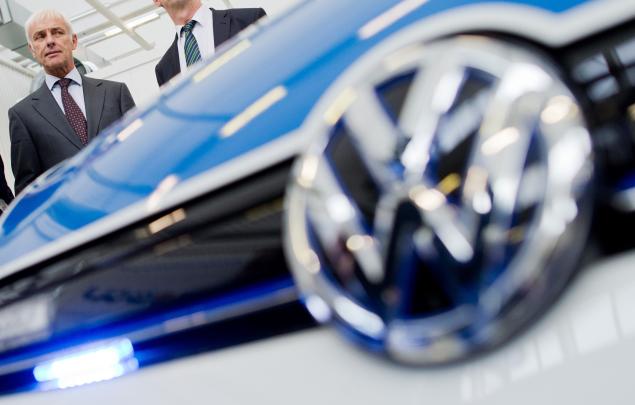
[33,339,138,389]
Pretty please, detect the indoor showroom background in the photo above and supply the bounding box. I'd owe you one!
[0,0,299,189]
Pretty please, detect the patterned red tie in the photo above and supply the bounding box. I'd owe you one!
[57,78,88,146]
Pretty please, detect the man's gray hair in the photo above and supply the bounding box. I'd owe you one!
[24,9,74,45]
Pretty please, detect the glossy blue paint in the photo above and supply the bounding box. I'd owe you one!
[0,0,602,265]
[616,171,635,192]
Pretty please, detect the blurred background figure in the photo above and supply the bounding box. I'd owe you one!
[0,154,13,213]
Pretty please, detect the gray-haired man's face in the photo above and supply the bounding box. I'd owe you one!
[28,14,77,77]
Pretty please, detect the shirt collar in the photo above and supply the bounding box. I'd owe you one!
[46,67,83,91]
[175,5,212,37]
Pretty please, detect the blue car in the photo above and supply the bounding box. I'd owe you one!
[0,0,634,402]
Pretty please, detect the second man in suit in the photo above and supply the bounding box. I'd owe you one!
[9,9,136,195]
[153,0,266,87]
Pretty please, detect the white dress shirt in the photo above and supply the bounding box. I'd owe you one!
[45,67,87,117]
[175,5,215,73]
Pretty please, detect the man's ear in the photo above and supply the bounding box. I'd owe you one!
[72,33,78,50]
[152,0,162,7]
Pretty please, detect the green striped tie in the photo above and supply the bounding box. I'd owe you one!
[181,20,202,67]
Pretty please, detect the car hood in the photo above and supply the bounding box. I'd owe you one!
[0,0,629,276]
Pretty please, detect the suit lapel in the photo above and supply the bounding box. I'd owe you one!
[164,37,181,80]
[212,8,230,48]
[31,83,83,150]
[82,76,105,140]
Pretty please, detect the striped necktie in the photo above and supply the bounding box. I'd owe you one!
[181,20,202,67]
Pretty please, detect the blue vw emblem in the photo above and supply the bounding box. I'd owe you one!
[285,35,594,364]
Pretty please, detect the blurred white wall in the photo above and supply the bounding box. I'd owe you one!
[0,60,33,192]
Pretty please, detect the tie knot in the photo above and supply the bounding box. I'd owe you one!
[181,19,196,34]
[57,78,72,89]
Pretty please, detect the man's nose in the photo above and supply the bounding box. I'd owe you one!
[45,32,55,45]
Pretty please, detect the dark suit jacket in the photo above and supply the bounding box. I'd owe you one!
[8,76,135,195]
[155,8,266,87]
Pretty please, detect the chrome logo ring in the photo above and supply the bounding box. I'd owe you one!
[285,35,594,364]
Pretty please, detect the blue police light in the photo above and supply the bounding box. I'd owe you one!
[33,339,138,389]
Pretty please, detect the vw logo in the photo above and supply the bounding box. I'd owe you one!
[284,35,594,364]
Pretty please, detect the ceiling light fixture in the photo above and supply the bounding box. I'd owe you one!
[104,12,160,37]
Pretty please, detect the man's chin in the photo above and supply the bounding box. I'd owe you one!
[46,57,61,65]
[43,61,69,77]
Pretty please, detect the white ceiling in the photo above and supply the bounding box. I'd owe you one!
[0,0,299,74]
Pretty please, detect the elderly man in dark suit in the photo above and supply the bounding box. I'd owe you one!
[154,0,266,87]
[8,9,135,195]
